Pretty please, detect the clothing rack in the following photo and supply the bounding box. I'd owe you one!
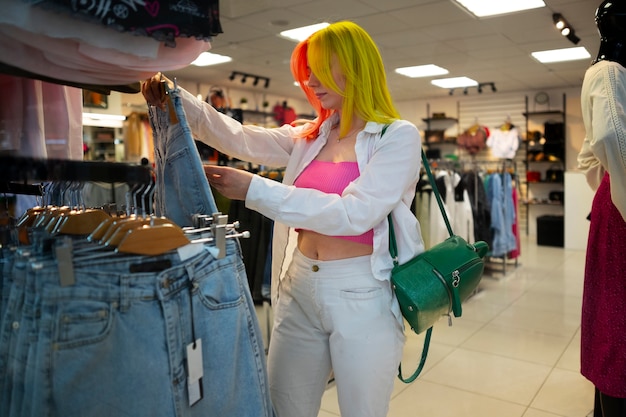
[0,181,43,196]
[462,158,520,276]
[0,156,152,184]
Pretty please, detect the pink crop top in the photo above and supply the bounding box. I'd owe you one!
[293,160,374,246]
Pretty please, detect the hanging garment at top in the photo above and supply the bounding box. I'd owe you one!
[31,0,223,47]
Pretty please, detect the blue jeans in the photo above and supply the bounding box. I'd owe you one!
[0,86,274,416]
[149,86,218,227]
[25,241,271,417]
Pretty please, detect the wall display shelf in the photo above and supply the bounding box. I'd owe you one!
[83,126,123,162]
[523,93,566,241]
[422,102,459,159]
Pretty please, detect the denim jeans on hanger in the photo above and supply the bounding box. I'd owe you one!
[149,86,218,227]
[0,237,273,417]
[0,85,274,416]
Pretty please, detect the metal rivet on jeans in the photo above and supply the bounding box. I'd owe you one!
[312,265,319,272]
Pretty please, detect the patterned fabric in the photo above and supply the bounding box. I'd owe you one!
[30,0,222,46]
[581,173,626,398]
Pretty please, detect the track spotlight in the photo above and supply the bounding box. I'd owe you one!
[228,71,271,88]
[566,32,580,45]
[552,13,579,45]
[553,13,566,30]
[448,82,496,96]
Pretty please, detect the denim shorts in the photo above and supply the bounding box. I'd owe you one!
[1,239,273,417]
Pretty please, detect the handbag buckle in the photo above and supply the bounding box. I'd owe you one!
[452,270,460,287]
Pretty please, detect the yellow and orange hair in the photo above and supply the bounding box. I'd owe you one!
[291,21,400,140]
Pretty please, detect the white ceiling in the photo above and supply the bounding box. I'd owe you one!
[168,0,601,102]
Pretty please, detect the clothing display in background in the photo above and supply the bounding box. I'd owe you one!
[228,200,273,302]
[462,170,492,248]
[124,112,154,163]
[457,124,489,155]
[0,75,82,159]
[273,101,297,125]
[485,171,517,257]
[486,124,520,159]
[415,167,474,249]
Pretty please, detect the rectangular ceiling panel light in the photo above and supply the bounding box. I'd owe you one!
[453,0,545,17]
[531,46,591,63]
[395,65,449,78]
[431,77,478,89]
[280,23,330,42]
[191,52,232,67]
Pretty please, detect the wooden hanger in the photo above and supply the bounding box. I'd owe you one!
[102,216,173,247]
[116,223,190,256]
[55,208,111,235]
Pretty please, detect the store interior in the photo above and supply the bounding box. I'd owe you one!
[1,1,605,416]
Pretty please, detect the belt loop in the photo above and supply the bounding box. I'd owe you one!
[185,262,196,288]
[119,275,130,313]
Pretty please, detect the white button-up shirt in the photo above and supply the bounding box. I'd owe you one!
[578,60,626,221]
[178,88,424,305]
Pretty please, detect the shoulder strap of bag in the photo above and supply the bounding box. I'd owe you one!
[388,147,454,262]
[385,127,453,383]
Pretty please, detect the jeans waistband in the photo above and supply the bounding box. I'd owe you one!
[290,247,372,277]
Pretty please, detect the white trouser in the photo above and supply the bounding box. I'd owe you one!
[267,248,405,417]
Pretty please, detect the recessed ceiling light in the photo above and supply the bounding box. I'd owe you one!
[191,52,232,67]
[452,0,545,17]
[395,65,449,78]
[431,77,478,89]
[531,47,591,63]
[280,23,330,42]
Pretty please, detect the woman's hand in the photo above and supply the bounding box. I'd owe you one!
[205,165,254,201]
[141,72,174,110]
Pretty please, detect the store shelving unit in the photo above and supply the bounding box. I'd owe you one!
[522,93,566,240]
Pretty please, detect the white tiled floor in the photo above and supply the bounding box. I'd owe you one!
[259,235,595,417]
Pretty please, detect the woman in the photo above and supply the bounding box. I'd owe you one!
[577,1,626,416]
[143,21,423,417]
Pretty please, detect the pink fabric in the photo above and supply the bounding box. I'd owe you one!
[581,173,626,397]
[294,160,373,245]
[508,186,521,259]
[0,75,82,159]
[0,25,209,85]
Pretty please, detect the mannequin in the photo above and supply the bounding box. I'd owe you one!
[593,0,626,67]
[577,2,626,417]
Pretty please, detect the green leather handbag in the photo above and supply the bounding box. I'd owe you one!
[388,149,488,383]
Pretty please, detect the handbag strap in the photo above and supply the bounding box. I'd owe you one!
[388,149,454,263]
[419,149,454,237]
[382,128,442,383]
[398,327,432,383]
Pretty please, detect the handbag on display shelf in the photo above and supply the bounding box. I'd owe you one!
[388,149,488,383]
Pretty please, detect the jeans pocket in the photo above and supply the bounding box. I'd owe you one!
[193,263,244,311]
[340,287,382,300]
[54,300,114,350]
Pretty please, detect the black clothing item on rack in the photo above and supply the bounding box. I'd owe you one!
[462,171,493,247]
[0,62,141,94]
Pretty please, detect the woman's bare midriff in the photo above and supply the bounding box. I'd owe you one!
[297,229,373,260]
